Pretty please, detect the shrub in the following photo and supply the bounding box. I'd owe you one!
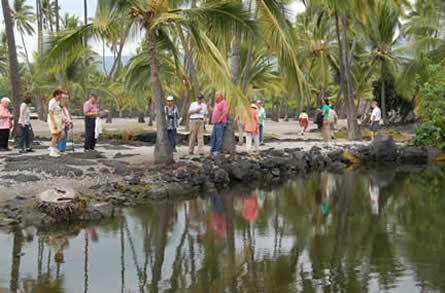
[412,65,445,149]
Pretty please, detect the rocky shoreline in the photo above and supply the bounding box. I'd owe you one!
[0,134,442,230]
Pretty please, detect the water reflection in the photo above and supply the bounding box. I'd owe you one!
[1,167,445,292]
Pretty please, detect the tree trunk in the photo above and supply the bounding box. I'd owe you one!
[2,0,24,140]
[336,11,360,140]
[119,109,123,118]
[106,101,113,123]
[9,230,24,293]
[20,32,31,69]
[284,95,289,121]
[177,25,200,97]
[222,37,241,153]
[55,0,59,32]
[83,0,87,24]
[380,61,387,124]
[148,99,154,126]
[36,0,43,53]
[148,31,173,164]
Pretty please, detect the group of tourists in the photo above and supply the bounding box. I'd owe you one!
[0,90,100,157]
[165,91,268,154]
[0,90,383,155]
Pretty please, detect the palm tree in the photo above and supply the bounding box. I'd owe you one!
[12,0,35,69]
[2,0,24,138]
[364,0,403,123]
[45,0,254,164]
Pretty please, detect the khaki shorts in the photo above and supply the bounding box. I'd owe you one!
[48,117,64,134]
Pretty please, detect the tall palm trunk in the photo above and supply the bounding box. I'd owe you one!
[2,0,24,139]
[222,37,241,153]
[36,0,43,53]
[335,10,360,140]
[55,0,59,31]
[148,31,173,164]
[380,61,387,124]
[83,0,87,24]
[177,26,200,97]
[20,32,31,69]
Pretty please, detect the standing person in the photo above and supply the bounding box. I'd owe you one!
[298,111,309,136]
[256,100,266,145]
[188,94,208,155]
[165,96,179,152]
[244,104,259,152]
[83,93,99,152]
[48,90,65,157]
[18,95,34,153]
[369,101,381,141]
[321,99,330,142]
[328,106,338,140]
[56,94,72,154]
[0,97,13,151]
[207,91,228,154]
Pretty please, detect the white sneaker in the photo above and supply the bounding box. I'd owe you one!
[49,147,60,157]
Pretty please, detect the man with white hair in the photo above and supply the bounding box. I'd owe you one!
[0,97,13,151]
[207,91,228,154]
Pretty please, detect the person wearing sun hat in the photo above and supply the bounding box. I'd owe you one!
[165,96,179,152]
[0,97,13,151]
[188,94,208,155]
[244,103,259,152]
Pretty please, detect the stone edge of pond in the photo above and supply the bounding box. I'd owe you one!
[0,134,442,232]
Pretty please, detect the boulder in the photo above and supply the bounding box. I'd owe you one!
[230,161,255,180]
[369,134,398,161]
[398,146,428,164]
[211,168,230,185]
[260,157,286,169]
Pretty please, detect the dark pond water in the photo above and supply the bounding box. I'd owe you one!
[1,166,445,293]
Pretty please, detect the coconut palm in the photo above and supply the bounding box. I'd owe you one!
[12,0,35,69]
[363,0,403,123]
[2,0,24,137]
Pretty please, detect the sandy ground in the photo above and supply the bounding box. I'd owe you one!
[1,118,411,201]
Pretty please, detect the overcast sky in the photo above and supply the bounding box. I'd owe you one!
[0,0,306,61]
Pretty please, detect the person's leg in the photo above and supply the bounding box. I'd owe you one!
[91,119,96,150]
[167,130,175,150]
[259,124,264,144]
[84,118,91,150]
[245,132,252,151]
[18,125,25,151]
[0,129,8,149]
[25,125,31,150]
[57,126,68,152]
[215,123,224,153]
[189,120,197,154]
[254,133,259,151]
[322,118,329,142]
[210,126,217,153]
[197,120,204,154]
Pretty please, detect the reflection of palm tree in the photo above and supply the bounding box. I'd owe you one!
[9,229,24,293]
[84,230,89,293]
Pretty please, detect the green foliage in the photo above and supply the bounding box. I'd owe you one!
[412,65,445,148]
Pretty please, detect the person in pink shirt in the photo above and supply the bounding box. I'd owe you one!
[244,104,259,152]
[83,93,99,151]
[0,97,13,151]
[207,91,228,153]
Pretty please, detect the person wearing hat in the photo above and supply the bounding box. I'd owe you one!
[165,96,179,152]
[188,94,208,155]
[256,100,266,145]
[0,97,13,151]
[244,103,260,152]
[48,90,65,157]
[83,93,99,152]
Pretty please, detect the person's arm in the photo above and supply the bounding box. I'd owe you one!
[207,102,214,112]
[19,105,25,126]
[218,103,228,123]
[188,104,202,115]
[370,110,375,125]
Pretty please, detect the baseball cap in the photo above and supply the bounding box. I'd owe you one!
[167,96,174,101]
[91,93,98,97]
[197,94,204,99]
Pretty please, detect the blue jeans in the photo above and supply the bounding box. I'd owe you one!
[57,125,69,152]
[210,123,225,153]
[168,129,177,150]
[259,124,264,144]
[18,125,31,150]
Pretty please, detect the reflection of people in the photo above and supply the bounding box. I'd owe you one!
[210,196,226,239]
[242,194,258,222]
[86,226,99,242]
[368,178,380,215]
